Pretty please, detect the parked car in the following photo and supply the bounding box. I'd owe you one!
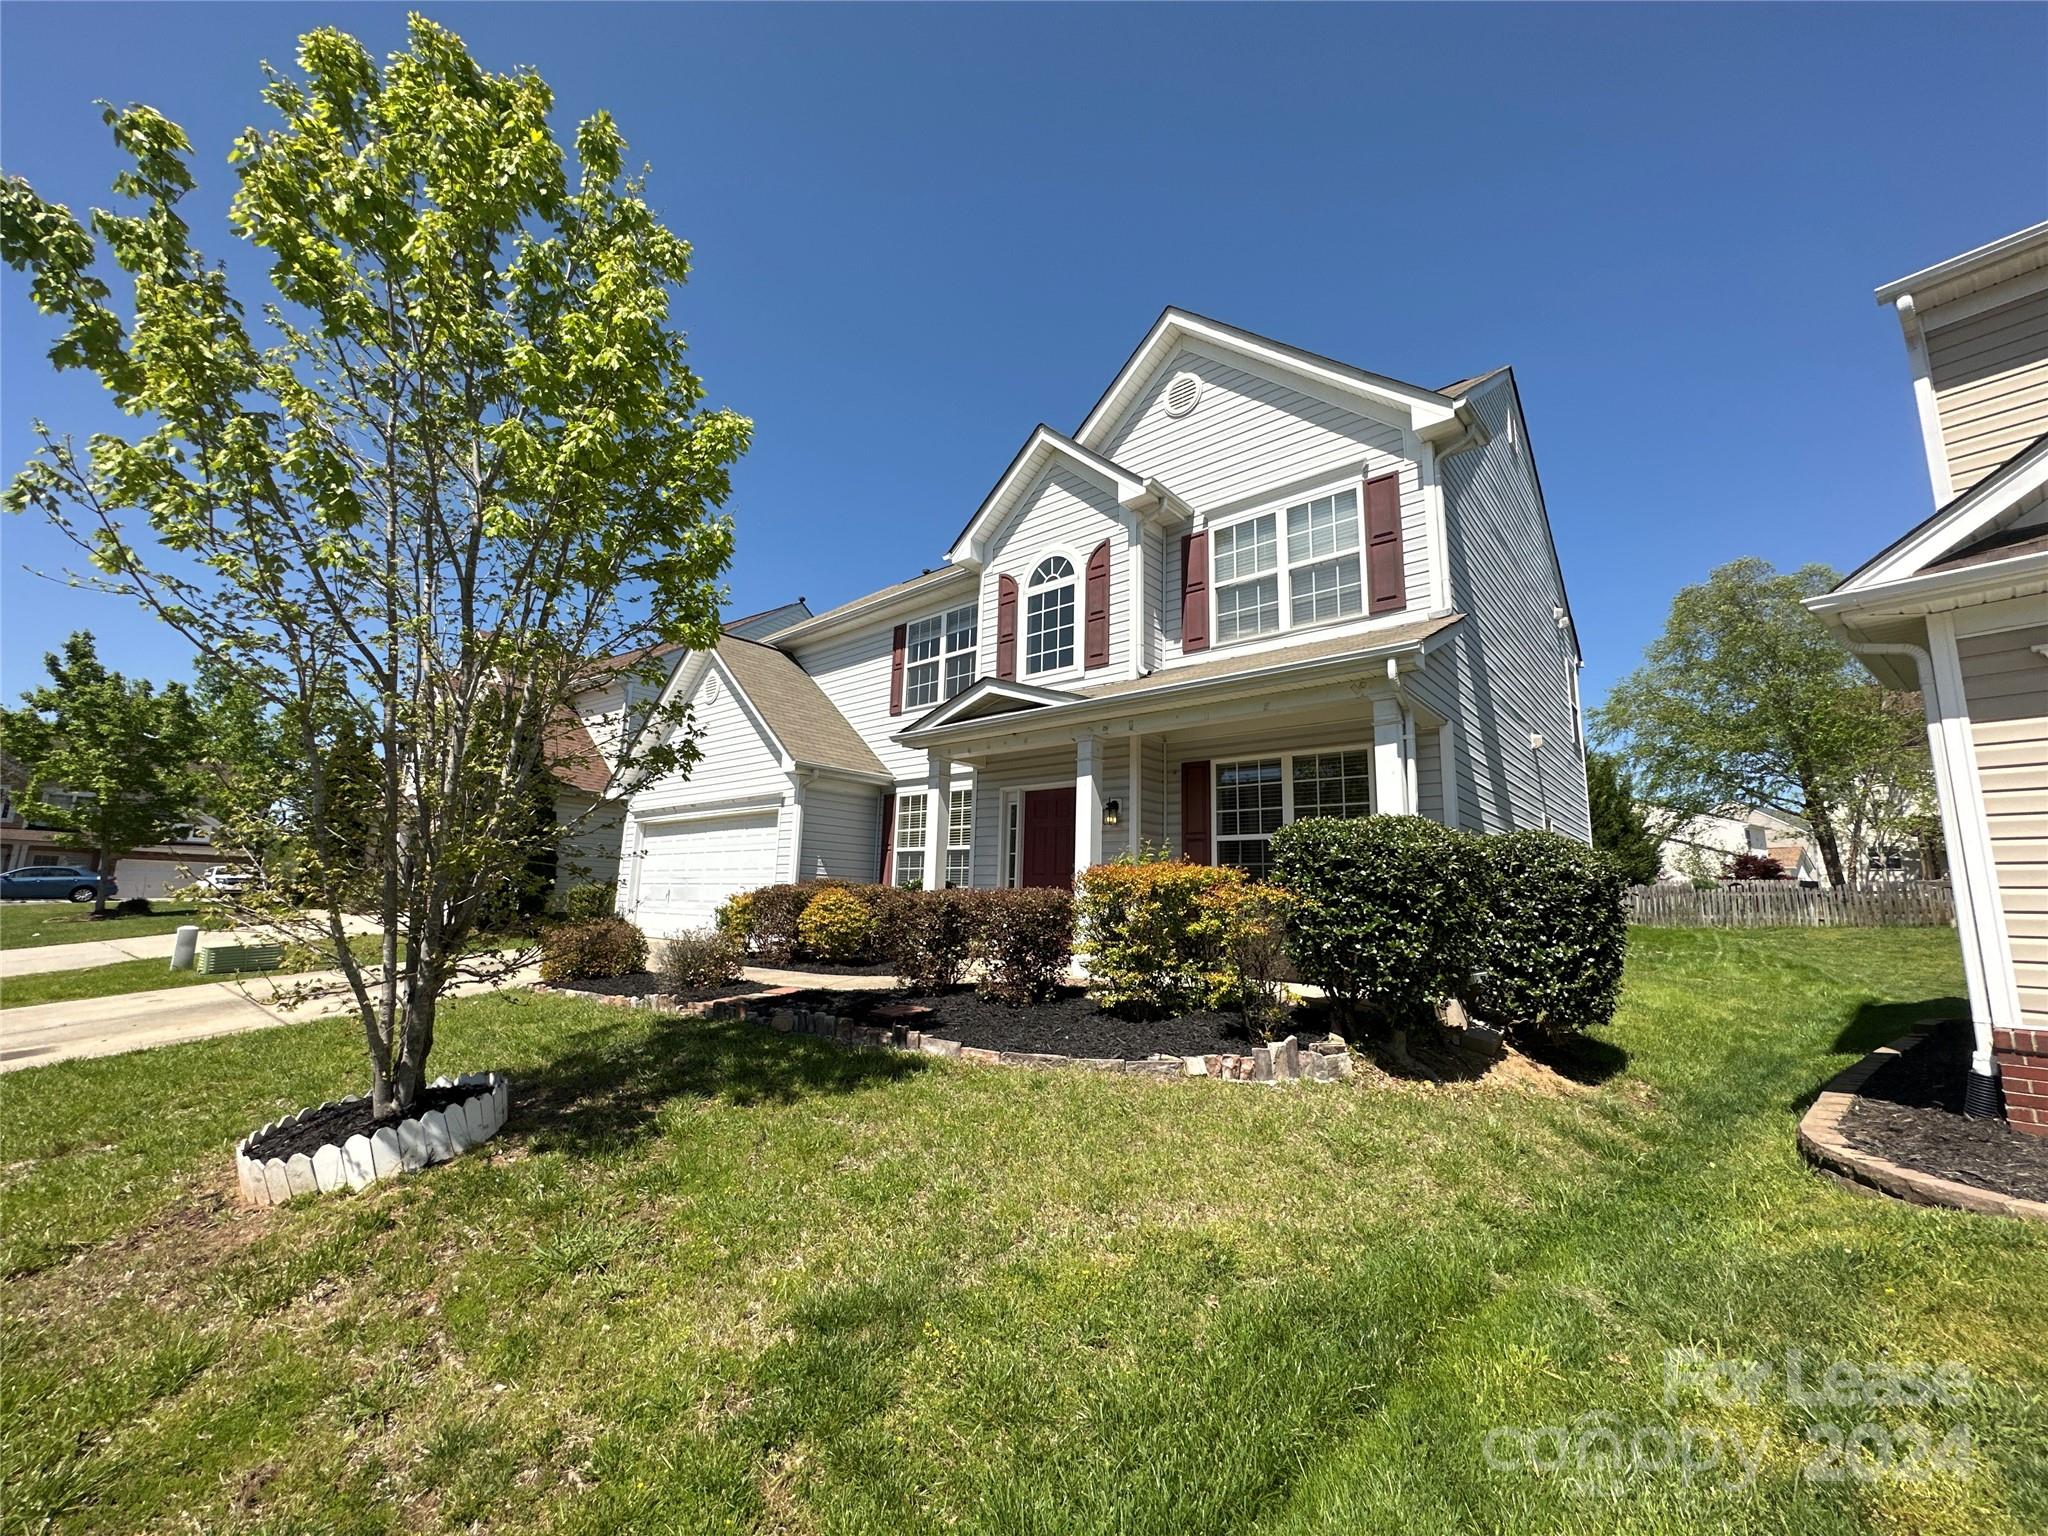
[200,864,255,895]
[0,865,118,903]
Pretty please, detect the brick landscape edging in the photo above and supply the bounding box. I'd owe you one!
[1796,1032,2048,1224]
[534,983,1359,1083]
[235,1071,511,1207]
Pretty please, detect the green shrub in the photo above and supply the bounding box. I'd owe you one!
[973,886,1073,1005]
[1077,859,1242,1015]
[112,896,155,917]
[539,916,648,983]
[871,886,980,991]
[1200,880,1297,1035]
[1468,830,1629,1041]
[747,884,814,965]
[655,928,745,992]
[559,882,616,921]
[1270,815,1484,1030]
[798,885,876,963]
[714,891,756,946]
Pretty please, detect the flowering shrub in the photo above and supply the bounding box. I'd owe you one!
[797,885,876,963]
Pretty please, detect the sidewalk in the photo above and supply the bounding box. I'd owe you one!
[0,958,538,1074]
[1,915,382,979]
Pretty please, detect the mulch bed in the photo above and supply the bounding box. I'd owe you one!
[1840,1020,2048,1203]
[248,1085,474,1163]
[779,984,1292,1060]
[754,960,897,977]
[553,973,778,1003]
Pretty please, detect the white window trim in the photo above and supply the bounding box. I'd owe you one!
[892,790,929,888]
[1020,549,1083,683]
[945,787,974,888]
[1000,778,1073,887]
[1207,743,1376,869]
[904,602,979,711]
[1206,476,1377,650]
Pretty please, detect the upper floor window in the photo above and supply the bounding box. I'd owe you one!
[905,603,978,709]
[1210,486,1365,644]
[1025,556,1076,675]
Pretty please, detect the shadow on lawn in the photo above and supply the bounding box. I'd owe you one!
[516,1012,927,1156]
[1781,995,1967,1115]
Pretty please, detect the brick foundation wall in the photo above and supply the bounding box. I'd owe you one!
[1994,1027,2048,1136]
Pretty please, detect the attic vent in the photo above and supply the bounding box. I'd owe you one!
[1162,371,1203,419]
[702,674,721,705]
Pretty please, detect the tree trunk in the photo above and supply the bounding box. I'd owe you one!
[1810,808,1847,888]
[92,842,109,916]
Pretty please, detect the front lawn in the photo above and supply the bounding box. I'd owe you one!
[0,902,204,950]
[0,934,397,1011]
[3,928,2043,1534]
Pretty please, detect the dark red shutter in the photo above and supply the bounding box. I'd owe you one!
[1364,473,1405,614]
[879,793,896,883]
[1180,760,1212,864]
[995,574,1019,680]
[889,623,907,715]
[1180,531,1210,653]
[1083,540,1111,669]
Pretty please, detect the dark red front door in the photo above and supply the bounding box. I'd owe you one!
[1020,788,1076,889]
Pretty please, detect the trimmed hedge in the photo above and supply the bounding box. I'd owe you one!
[558,882,616,921]
[1270,815,1484,1029]
[974,886,1073,1004]
[1467,830,1629,1040]
[1076,859,1242,1016]
[655,928,744,992]
[747,883,817,965]
[798,885,877,963]
[540,916,648,983]
[874,886,979,992]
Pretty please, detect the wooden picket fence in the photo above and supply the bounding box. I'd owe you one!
[1626,881,1955,929]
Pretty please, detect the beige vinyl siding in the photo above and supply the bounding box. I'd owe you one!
[1435,376,1590,841]
[980,463,1130,682]
[798,778,884,882]
[1928,287,2048,493]
[1957,621,2048,1025]
[1102,347,1428,661]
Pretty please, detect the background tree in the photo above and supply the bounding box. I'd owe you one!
[0,631,202,914]
[1591,558,1928,888]
[1728,852,1786,883]
[2,18,748,1114]
[1584,748,1662,886]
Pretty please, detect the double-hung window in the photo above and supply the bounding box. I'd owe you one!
[892,792,928,888]
[1213,748,1373,875]
[1210,485,1367,644]
[1025,557,1076,675]
[905,603,978,709]
[946,788,973,888]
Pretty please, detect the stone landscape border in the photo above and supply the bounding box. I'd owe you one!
[535,982,1363,1082]
[235,1071,511,1207]
[1797,1032,2048,1224]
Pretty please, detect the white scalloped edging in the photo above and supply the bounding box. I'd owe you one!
[234,1071,511,1207]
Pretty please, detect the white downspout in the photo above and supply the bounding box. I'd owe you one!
[1847,639,2001,1108]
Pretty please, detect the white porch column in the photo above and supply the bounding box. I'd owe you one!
[923,749,950,893]
[1127,733,1145,858]
[1373,697,1413,815]
[1075,734,1105,876]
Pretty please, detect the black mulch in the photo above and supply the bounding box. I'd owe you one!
[1839,1020,2048,1203]
[552,973,777,1002]
[778,984,1297,1060]
[248,1084,475,1163]
[757,959,898,977]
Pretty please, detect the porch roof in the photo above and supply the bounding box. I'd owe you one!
[896,613,1460,751]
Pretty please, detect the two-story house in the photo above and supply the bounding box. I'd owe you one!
[619,309,1589,932]
[1807,221,2048,1133]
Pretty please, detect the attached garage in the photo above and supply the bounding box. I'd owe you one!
[629,810,781,937]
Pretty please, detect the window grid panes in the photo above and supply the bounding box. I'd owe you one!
[1215,758,1284,877]
[1213,514,1280,642]
[907,604,978,709]
[947,788,974,888]
[1291,751,1372,820]
[1025,556,1076,675]
[893,793,928,889]
[1211,486,1374,642]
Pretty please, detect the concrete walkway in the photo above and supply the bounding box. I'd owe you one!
[0,959,538,1074]
[2,915,381,978]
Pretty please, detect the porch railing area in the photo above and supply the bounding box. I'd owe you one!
[1627,881,1956,929]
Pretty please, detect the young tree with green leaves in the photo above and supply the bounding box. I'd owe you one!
[1,631,202,914]
[1,18,748,1114]
[1584,749,1662,887]
[1591,558,1928,888]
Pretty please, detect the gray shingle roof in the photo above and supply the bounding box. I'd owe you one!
[717,636,889,779]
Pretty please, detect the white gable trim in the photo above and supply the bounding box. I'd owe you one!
[899,676,1080,734]
[1074,308,1463,453]
[948,426,1159,568]
[1834,437,2048,594]
[634,648,795,781]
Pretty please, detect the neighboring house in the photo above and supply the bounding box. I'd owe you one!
[1651,805,1824,886]
[0,749,222,899]
[1807,221,2048,1133]
[544,601,812,901]
[618,308,1588,934]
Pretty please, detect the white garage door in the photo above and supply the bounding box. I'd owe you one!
[632,811,780,937]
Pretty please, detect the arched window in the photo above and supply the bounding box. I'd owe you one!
[1024,555,1076,675]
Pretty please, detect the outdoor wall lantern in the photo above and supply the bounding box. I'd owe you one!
[1103,799,1122,826]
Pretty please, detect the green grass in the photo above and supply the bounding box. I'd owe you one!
[2,928,2042,1534]
[0,902,204,950]
[0,935,395,1010]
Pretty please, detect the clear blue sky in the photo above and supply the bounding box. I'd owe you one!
[3,3,2044,708]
